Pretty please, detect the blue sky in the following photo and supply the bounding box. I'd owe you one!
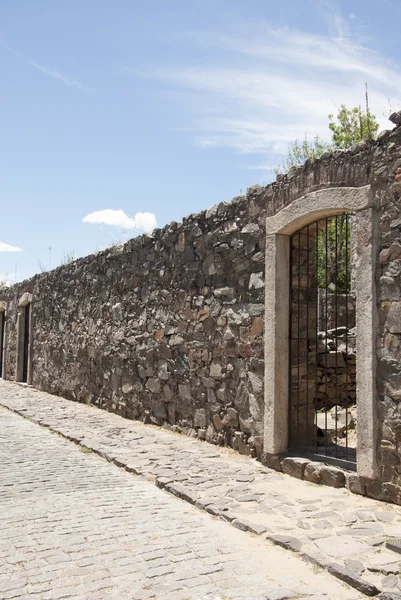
[1,0,400,283]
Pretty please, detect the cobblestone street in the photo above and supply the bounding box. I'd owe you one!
[0,402,365,600]
[2,382,401,598]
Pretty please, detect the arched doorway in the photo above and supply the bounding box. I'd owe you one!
[263,186,378,480]
[288,214,356,466]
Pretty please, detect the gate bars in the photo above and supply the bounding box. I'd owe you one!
[288,214,356,466]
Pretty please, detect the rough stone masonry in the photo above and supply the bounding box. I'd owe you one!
[1,114,401,504]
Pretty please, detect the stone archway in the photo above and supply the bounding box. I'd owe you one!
[263,186,378,480]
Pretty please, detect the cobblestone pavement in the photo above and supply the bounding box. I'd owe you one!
[0,406,365,600]
[1,381,401,598]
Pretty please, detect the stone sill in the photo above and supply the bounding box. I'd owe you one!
[260,452,388,501]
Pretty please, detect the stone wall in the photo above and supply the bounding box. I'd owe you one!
[318,290,356,331]
[2,118,401,502]
[315,328,356,411]
[1,195,267,457]
[376,154,401,503]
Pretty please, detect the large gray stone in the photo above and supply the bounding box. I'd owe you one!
[212,414,224,431]
[146,378,161,394]
[249,272,264,289]
[346,473,366,496]
[281,457,309,480]
[380,277,400,301]
[386,302,401,333]
[304,462,322,484]
[194,408,207,428]
[390,111,401,125]
[222,408,238,427]
[319,466,346,488]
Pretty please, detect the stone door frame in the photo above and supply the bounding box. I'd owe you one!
[263,186,378,479]
[16,292,33,384]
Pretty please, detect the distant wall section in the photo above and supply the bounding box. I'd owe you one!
[1,195,267,456]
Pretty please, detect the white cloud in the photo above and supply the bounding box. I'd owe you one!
[316,0,349,38]
[0,241,22,252]
[4,43,94,92]
[83,209,136,229]
[27,59,94,92]
[83,209,157,233]
[128,16,401,165]
[132,212,158,232]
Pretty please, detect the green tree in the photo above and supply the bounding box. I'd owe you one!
[328,105,379,150]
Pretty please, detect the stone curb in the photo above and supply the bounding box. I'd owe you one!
[262,453,365,496]
[327,564,380,597]
[0,401,383,597]
[268,534,303,553]
[380,593,401,600]
[300,551,381,597]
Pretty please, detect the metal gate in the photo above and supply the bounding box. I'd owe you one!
[288,214,356,467]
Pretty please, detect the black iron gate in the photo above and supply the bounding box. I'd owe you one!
[288,214,356,466]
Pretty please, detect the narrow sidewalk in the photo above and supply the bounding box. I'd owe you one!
[1,380,401,598]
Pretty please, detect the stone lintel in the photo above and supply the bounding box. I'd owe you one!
[266,186,373,235]
[19,293,33,307]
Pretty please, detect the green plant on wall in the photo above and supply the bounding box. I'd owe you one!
[60,251,75,266]
[275,135,331,174]
[328,104,379,150]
